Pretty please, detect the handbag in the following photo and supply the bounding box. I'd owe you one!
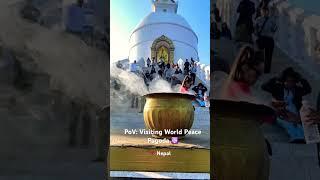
[256,17,269,49]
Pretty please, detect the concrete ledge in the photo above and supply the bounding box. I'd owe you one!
[110,171,210,179]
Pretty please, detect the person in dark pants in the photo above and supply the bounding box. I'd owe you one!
[190,63,197,84]
[255,7,277,73]
[69,100,91,148]
[81,104,91,147]
[184,59,190,75]
[221,22,232,40]
[146,57,151,67]
[236,0,255,28]
[69,100,81,147]
[213,3,221,22]
[234,0,255,46]
[93,106,109,162]
[212,21,221,40]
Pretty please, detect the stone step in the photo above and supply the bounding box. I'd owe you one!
[270,142,318,158]
[0,147,104,178]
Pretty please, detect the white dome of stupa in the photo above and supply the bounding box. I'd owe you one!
[134,12,193,31]
[129,0,198,65]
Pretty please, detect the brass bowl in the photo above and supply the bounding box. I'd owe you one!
[211,99,275,180]
[143,93,195,138]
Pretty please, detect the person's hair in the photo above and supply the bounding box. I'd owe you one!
[280,67,301,82]
[181,75,193,88]
[232,46,263,81]
[198,83,204,87]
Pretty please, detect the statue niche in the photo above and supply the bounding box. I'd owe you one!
[151,35,175,64]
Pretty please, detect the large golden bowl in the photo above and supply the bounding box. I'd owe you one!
[143,93,195,138]
[211,99,275,180]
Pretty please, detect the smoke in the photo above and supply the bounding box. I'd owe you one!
[110,63,148,96]
[110,63,178,96]
[0,0,107,107]
[110,61,184,111]
[148,77,175,93]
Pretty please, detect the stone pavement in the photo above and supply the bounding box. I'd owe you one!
[110,171,210,179]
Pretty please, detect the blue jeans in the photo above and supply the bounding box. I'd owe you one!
[276,118,304,141]
[196,99,206,107]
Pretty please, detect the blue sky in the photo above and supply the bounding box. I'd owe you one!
[110,0,210,65]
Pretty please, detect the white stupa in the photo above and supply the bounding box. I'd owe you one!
[129,0,199,65]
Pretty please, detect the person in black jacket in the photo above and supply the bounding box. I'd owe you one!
[212,21,221,40]
[192,83,208,97]
[236,0,255,29]
[262,67,311,143]
[236,0,255,26]
[221,23,232,40]
[192,83,207,107]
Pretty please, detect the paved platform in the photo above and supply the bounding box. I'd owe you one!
[111,108,210,148]
[110,107,210,178]
[110,171,210,179]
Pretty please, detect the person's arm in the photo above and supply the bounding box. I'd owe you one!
[254,19,260,35]
[298,78,312,96]
[305,109,320,125]
[271,19,278,33]
[285,111,301,123]
[203,86,208,92]
[192,86,198,92]
[228,29,232,39]
[261,77,278,93]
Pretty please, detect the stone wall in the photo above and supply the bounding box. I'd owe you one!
[216,0,320,80]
